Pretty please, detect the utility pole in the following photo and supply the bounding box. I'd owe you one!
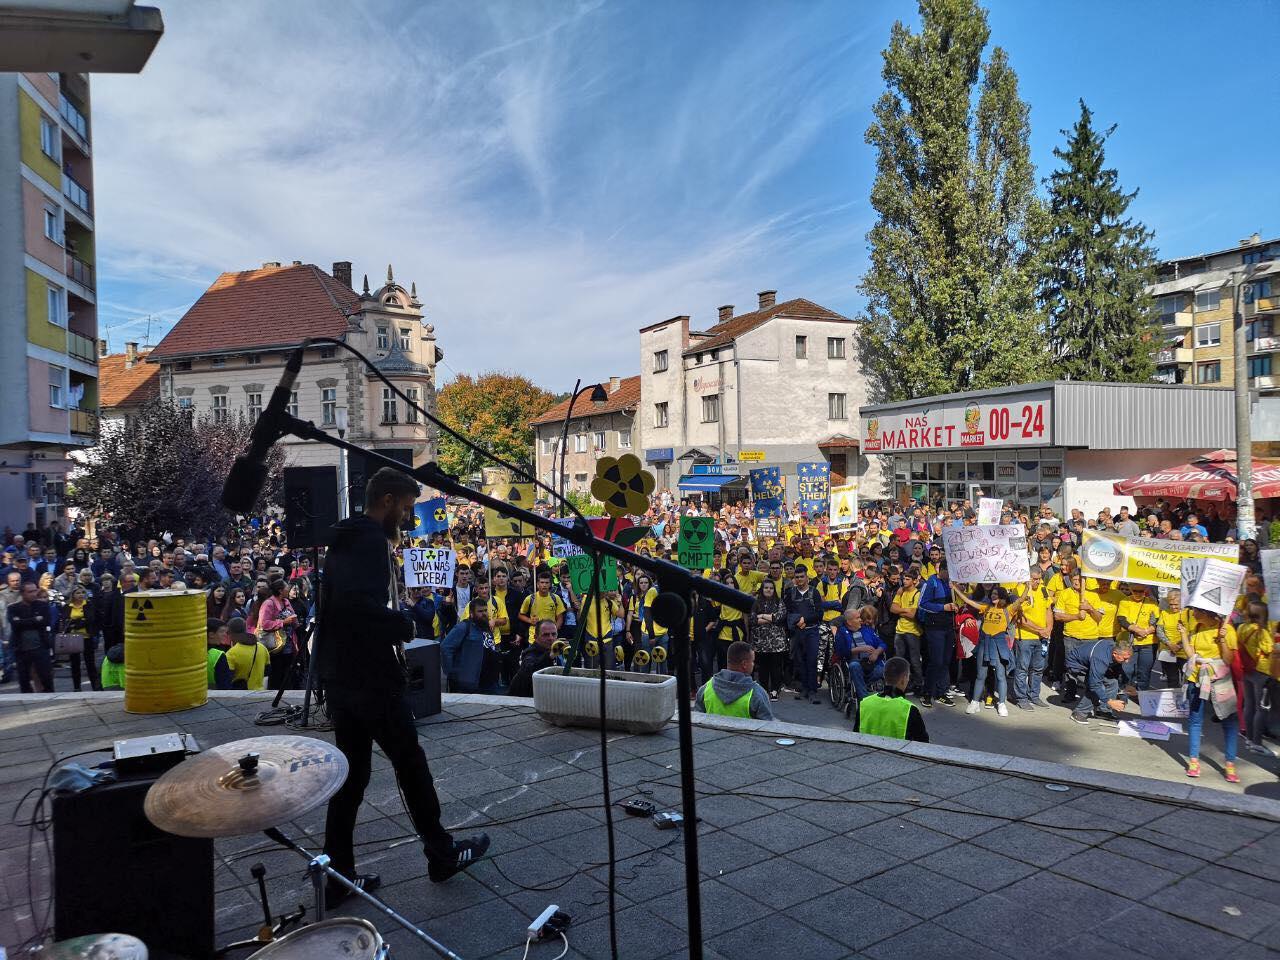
[1232,269,1255,539]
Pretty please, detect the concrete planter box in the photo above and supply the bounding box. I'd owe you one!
[532,667,676,734]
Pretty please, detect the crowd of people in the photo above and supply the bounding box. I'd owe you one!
[3,489,1276,784]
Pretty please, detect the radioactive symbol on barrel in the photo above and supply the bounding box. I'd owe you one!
[131,597,155,621]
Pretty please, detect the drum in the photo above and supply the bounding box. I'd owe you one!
[124,588,207,714]
[250,918,385,960]
[35,933,148,960]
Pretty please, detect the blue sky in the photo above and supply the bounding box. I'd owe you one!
[91,0,1280,388]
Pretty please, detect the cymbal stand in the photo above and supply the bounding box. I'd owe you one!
[215,863,305,956]
[263,828,462,960]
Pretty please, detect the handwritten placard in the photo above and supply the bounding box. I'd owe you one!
[942,523,1030,583]
[1184,557,1246,616]
[977,498,1003,526]
[402,547,456,589]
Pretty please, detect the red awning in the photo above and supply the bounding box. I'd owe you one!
[1113,449,1280,502]
[817,434,860,449]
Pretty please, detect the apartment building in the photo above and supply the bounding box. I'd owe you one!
[639,290,882,498]
[149,262,442,513]
[530,376,639,495]
[0,71,100,531]
[1148,231,1280,395]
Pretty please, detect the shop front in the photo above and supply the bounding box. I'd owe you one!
[860,381,1235,518]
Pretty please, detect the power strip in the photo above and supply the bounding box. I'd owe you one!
[528,904,559,939]
[528,904,572,940]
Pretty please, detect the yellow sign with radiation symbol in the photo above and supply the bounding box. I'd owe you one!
[828,482,858,530]
[482,479,535,537]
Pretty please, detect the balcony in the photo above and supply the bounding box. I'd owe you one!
[59,94,89,143]
[1252,375,1278,391]
[63,170,91,215]
[1155,346,1193,365]
[1158,311,1193,330]
[1255,336,1280,354]
[66,253,94,290]
[67,330,97,364]
[69,408,98,437]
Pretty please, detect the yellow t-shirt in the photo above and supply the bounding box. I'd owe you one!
[978,604,1011,635]
[1089,589,1120,640]
[1056,589,1097,641]
[491,589,511,635]
[520,592,567,642]
[1014,585,1053,641]
[919,561,939,581]
[715,602,744,642]
[735,569,765,596]
[1238,622,1276,677]
[226,641,268,690]
[794,557,818,579]
[1117,597,1160,646]
[1045,571,1070,597]
[644,586,668,638]
[1157,608,1191,658]
[818,580,844,623]
[894,587,921,637]
[1187,623,1237,683]
[582,597,619,638]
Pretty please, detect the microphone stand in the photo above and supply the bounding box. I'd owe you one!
[250,409,751,960]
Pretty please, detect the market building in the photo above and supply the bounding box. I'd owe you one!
[859,380,1235,518]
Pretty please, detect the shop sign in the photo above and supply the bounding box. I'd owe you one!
[645,447,674,463]
[862,391,1051,452]
[738,450,766,462]
[1041,463,1063,480]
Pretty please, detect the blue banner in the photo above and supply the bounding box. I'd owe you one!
[749,467,785,518]
[796,462,830,518]
[412,497,450,535]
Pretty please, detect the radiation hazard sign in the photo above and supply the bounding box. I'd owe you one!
[828,482,858,530]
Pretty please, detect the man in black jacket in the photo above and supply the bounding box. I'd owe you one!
[320,468,489,908]
[6,582,53,693]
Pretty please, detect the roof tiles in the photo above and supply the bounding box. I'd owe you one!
[530,374,641,427]
[98,351,159,409]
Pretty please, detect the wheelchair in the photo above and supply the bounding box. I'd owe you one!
[829,655,885,723]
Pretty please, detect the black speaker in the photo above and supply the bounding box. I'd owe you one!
[283,466,339,549]
[53,772,214,959]
[404,639,443,720]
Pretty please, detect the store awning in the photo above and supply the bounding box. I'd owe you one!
[677,474,745,492]
[1113,448,1280,501]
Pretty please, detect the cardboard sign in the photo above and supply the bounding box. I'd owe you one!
[549,517,583,558]
[1262,549,1280,621]
[828,483,858,530]
[1137,688,1190,720]
[678,516,715,570]
[566,553,618,595]
[796,462,830,517]
[755,517,779,541]
[1180,557,1205,603]
[1079,530,1237,588]
[977,498,1003,526]
[482,478,534,537]
[1183,557,1246,616]
[749,467,785,519]
[942,523,1030,584]
[402,547,456,589]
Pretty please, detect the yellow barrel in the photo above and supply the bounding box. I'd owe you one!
[124,588,208,714]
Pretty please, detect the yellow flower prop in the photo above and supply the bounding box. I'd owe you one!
[613,645,626,662]
[591,454,655,518]
[632,648,651,666]
[551,640,570,656]
[584,639,599,658]
[651,646,667,663]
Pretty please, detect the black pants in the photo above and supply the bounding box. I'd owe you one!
[18,647,54,692]
[498,644,521,687]
[757,651,785,694]
[268,650,295,690]
[69,635,100,691]
[323,686,454,881]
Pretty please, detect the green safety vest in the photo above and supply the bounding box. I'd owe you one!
[703,682,753,718]
[101,657,125,690]
[858,693,911,740]
[207,647,225,688]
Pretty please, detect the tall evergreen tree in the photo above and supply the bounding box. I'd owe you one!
[1039,100,1157,381]
[859,0,1048,401]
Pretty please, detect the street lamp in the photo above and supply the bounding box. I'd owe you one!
[335,408,349,520]
[557,381,609,515]
[1232,268,1259,540]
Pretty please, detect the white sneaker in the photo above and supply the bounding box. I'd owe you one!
[996,702,1009,717]
[966,698,981,715]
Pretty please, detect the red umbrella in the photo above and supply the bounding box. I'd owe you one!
[1113,449,1280,502]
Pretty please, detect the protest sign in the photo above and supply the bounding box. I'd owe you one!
[678,516,715,570]
[977,498,1003,526]
[1184,557,1246,616]
[796,462,830,518]
[942,523,1030,583]
[1118,719,1184,741]
[1138,688,1189,719]
[755,517,779,540]
[549,517,583,558]
[749,467,785,518]
[412,497,450,535]
[402,547,456,589]
[829,483,858,530]
[1180,556,1205,603]
[482,478,534,537]
[566,553,619,595]
[1078,530,1237,588]
[1263,549,1280,620]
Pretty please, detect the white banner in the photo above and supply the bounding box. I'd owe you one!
[402,547,457,589]
[549,517,583,558]
[977,498,1003,526]
[942,523,1030,584]
[829,482,858,530]
[1183,557,1246,617]
[1262,549,1280,621]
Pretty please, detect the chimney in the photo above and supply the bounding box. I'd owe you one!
[262,261,281,268]
[125,342,138,366]
[1241,232,1262,246]
[97,338,107,358]
[609,376,621,394]
[758,289,777,310]
[291,260,302,266]
[718,304,734,323]
[331,261,353,288]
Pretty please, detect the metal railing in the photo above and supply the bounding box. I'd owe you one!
[66,253,94,290]
[59,94,89,141]
[63,171,91,214]
[69,408,98,436]
[67,330,97,364]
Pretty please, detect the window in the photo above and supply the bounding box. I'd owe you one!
[827,337,846,359]
[695,353,703,365]
[48,364,64,408]
[1195,323,1222,348]
[619,429,632,449]
[702,395,720,423]
[1248,355,1273,379]
[405,387,420,423]
[1243,250,1265,266]
[246,392,263,423]
[246,354,261,365]
[1248,318,1274,342]
[321,387,337,425]
[1157,295,1183,322]
[1195,289,1221,312]
[39,115,59,161]
[574,433,587,453]
[46,285,64,326]
[399,328,411,351]
[654,402,668,428]
[594,431,606,450]
[211,394,228,424]
[542,437,555,454]
[288,390,298,418]
[828,392,847,420]
[795,335,807,359]
[43,205,60,243]
[177,396,193,410]
[1198,361,1222,384]
[176,360,192,371]
[381,387,397,423]
[1246,279,1273,303]
[319,347,336,359]
[377,327,389,350]
[710,350,719,361]
[653,350,668,373]
[211,357,225,367]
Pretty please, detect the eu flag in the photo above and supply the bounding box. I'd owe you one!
[413,497,450,534]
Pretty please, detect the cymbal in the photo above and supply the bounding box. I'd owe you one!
[35,934,148,960]
[144,736,348,838]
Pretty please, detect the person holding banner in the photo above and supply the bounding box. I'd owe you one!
[1011,568,1053,709]
[953,586,1021,717]
[1236,602,1277,757]
[1115,584,1160,691]
[1178,609,1240,782]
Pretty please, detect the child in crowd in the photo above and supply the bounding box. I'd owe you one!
[954,585,1020,717]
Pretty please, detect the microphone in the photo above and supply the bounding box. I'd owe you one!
[221,346,305,513]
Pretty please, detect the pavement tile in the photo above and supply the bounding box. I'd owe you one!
[507,808,603,844]
[695,831,769,877]
[846,819,956,860]
[1191,862,1280,907]
[709,911,848,959]
[570,902,688,960]
[937,891,1079,956]
[899,806,1003,841]
[921,841,1037,891]
[949,779,1066,819]
[1045,933,1148,960]
[726,810,833,855]
[788,888,917,951]
[791,738,870,762]
[792,796,897,836]
[741,745,825,777]
[436,766,520,800]
[1143,806,1271,846]
[649,877,773,937]
[1048,847,1181,898]
[784,761,876,795]
[718,855,840,909]
[693,759,779,791]
[688,792,775,829]
[841,751,929,779]
[1147,876,1280,940]
[1107,903,1275,960]
[785,835,905,884]
[889,764,998,799]
[1019,871,1136,924]
[854,861,974,919]
[1103,834,1207,875]
[863,919,1008,960]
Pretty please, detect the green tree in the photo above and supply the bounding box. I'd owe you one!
[859,0,1048,400]
[1039,100,1157,382]
[436,372,557,478]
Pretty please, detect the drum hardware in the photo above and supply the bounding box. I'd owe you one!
[214,863,305,957]
[33,933,148,960]
[236,917,387,960]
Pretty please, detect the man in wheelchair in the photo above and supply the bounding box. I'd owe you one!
[833,605,889,703]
